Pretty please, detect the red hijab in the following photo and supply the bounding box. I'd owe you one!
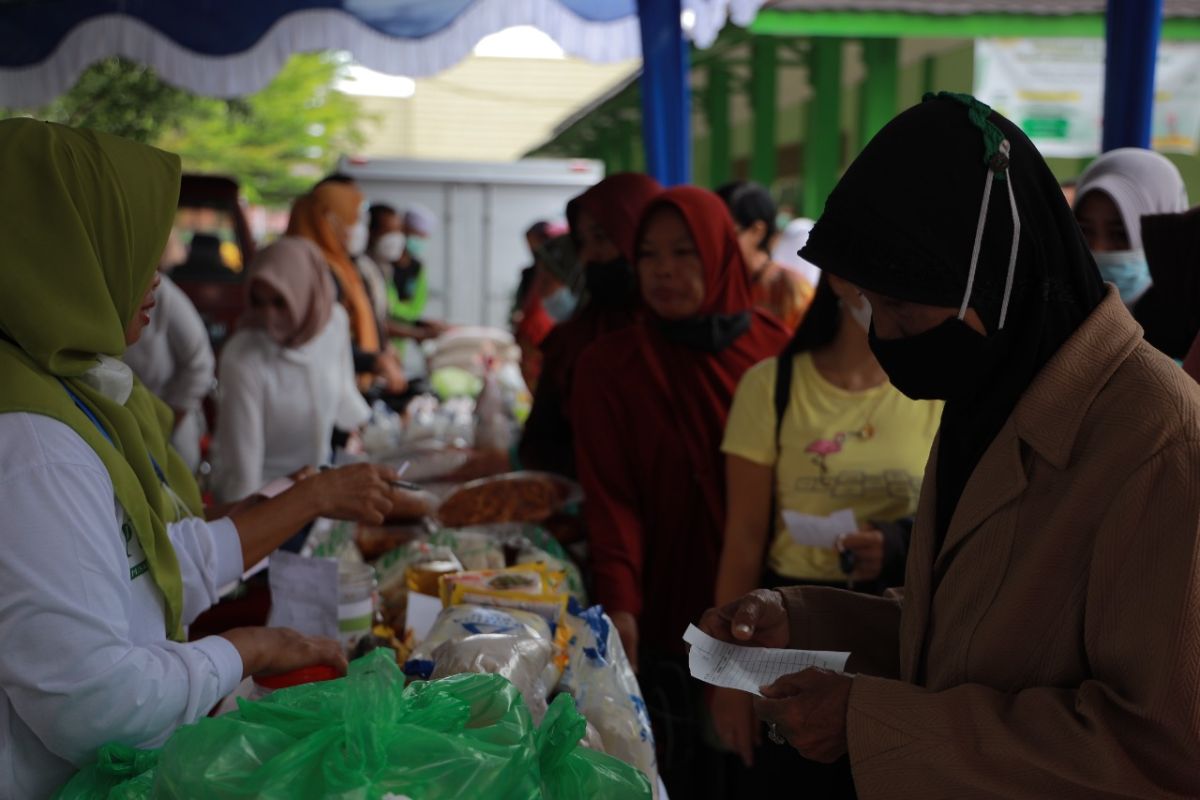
[577,172,664,264]
[633,186,789,523]
[519,174,663,476]
[553,173,663,347]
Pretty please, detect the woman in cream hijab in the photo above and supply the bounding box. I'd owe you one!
[212,237,370,507]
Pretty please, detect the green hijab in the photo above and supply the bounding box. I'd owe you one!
[0,119,187,640]
[127,380,205,520]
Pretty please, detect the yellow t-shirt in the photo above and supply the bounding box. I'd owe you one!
[722,352,943,581]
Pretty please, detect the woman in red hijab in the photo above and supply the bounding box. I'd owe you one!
[518,173,662,476]
[572,186,789,797]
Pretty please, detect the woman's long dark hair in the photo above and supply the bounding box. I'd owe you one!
[778,274,839,359]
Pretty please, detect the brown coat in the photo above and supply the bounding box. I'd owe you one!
[780,290,1200,798]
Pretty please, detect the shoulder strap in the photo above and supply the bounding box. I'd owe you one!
[766,352,794,563]
[773,351,794,446]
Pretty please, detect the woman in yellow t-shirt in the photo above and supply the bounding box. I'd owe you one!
[711,274,942,782]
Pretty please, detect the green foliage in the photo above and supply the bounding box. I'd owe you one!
[4,53,369,206]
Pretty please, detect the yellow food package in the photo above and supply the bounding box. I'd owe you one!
[438,564,566,605]
[437,565,572,673]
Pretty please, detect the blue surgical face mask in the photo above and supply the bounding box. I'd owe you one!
[406,237,428,259]
[1092,249,1152,306]
[542,285,578,322]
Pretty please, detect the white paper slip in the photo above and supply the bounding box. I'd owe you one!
[782,508,857,549]
[406,591,443,643]
[682,624,849,696]
[267,550,339,639]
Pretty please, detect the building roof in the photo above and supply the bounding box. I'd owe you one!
[767,0,1200,17]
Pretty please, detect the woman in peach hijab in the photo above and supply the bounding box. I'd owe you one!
[288,177,407,395]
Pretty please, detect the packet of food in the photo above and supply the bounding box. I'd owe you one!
[431,633,555,722]
[439,566,568,627]
[446,584,567,631]
[557,601,660,798]
[404,604,552,680]
[438,565,551,602]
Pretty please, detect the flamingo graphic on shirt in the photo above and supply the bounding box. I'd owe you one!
[805,433,846,481]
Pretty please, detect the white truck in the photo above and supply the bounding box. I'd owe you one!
[338,155,604,328]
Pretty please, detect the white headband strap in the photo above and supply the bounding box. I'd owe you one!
[959,139,1019,331]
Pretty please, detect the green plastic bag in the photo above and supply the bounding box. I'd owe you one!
[58,650,650,799]
[53,743,157,799]
[537,695,652,800]
[154,650,542,799]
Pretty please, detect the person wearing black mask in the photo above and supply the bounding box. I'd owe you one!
[448,173,663,481]
[698,93,1200,797]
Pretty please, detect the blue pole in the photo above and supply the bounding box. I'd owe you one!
[1101,0,1164,151]
[636,0,692,185]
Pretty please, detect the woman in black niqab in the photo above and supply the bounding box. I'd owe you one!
[801,93,1105,544]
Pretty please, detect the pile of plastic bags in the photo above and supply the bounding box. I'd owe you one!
[56,650,650,800]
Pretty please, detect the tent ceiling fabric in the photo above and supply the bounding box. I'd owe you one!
[0,0,766,106]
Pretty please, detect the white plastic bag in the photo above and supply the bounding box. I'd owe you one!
[431,633,555,722]
[557,604,660,798]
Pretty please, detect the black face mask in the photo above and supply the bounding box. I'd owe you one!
[655,312,751,354]
[584,257,637,307]
[868,317,995,401]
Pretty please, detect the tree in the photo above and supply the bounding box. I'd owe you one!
[16,58,203,145]
[4,53,369,206]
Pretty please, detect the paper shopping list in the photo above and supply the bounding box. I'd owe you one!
[683,625,849,696]
[782,508,857,549]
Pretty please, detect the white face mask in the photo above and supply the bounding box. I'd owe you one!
[542,285,578,322]
[347,221,369,256]
[372,231,407,263]
[80,355,134,405]
[845,295,873,332]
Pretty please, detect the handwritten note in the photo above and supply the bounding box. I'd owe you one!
[782,508,857,549]
[682,625,849,695]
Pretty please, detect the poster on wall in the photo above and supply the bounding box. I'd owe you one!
[974,38,1200,157]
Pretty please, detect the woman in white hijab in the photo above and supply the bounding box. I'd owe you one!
[1073,148,1188,309]
[212,237,370,505]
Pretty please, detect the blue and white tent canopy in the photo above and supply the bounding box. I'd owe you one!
[0,0,766,105]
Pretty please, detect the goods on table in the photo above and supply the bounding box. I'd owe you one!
[426,326,521,378]
[398,600,661,799]
[437,472,578,528]
[337,561,379,653]
[405,604,554,680]
[558,602,660,799]
[439,565,569,629]
[57,650,650,799]
[404,546,465,596]
[408,604,562,724]
[374,524,587,635]
[249,664,340,701]
[432,633,556,723]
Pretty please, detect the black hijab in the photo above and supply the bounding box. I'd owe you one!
[1136,207,1200,360]
[801,93,1105,541]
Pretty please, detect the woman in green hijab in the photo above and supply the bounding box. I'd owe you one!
[0,119,403,799]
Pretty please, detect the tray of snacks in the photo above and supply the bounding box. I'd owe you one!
[436,471,582,528]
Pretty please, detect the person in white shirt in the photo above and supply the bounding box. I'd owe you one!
[212,236,372,505]
[123,270,215,471]
[0,119,408,800]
